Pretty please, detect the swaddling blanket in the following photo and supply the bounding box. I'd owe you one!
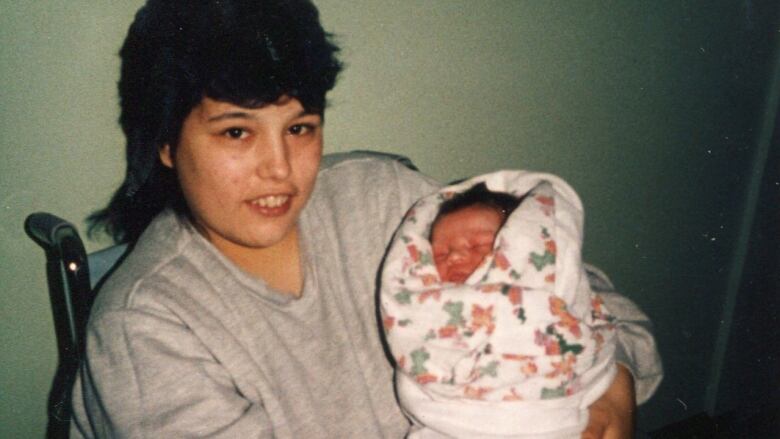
[380,171,617,438]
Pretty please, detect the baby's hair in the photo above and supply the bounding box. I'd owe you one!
[431,182,523,236]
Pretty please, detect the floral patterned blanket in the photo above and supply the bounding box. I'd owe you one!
[380,170,618,438]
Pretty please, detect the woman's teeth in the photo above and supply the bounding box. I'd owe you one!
[252,195,289,208]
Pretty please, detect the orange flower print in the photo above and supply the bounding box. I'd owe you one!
[536,195,554,207]
[383,316,395,332]
[442,191,457,200]
[550,296,582,338]
[421,274,438,287]
[549,296,566,315]
[494,251,511,270]
[535,329,561,355]
[479,284,502,294]
[418,288,441,303]
[503,388,523,401]
[470,304,496,335]
[438,325,459,338]
[546,339,561,355]
[502,353,533,362]
[521,361,538,376]
[545,273,556,284]
[592,296,604,313]
[545,239,557,255]
[546,353,576,379]
[464,385,492,400]
[416,373,438,385]
[507,286,523,305]
[536,195,555,216]
[590,295,614,323]
[407,244,420,263]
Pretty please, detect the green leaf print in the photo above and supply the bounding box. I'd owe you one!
[410,348,430,376]
[554,331,584,355]
[443,301,465,326]
[477,361,500,378]
[394,290,412,304]
[516,308,526,323]
[530,251,555,271]
[541,384,566,400]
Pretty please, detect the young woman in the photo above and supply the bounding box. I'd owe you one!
[71,1,661,437]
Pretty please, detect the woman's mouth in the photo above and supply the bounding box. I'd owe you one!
[247,194,292,216]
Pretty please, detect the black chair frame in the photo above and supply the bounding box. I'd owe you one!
[25,213,93,438]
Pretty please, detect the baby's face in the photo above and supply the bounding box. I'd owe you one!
[431,205,503,284]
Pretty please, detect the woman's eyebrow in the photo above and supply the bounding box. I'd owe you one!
[207,111,253,122]
[207,109,315,122]
[296,110,321,119]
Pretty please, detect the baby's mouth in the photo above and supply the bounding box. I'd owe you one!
[447,271,469,284]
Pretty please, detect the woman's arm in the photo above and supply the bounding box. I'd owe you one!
[582,364,636,439]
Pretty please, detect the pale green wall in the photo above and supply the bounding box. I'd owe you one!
[1,1,777,436]
[1,3,143,436]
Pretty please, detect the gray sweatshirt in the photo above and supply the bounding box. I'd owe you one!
[71,156,662,438]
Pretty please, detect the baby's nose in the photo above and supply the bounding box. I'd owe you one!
[446,249,468,264]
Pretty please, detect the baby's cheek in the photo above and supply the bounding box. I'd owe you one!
[435,262,447,281]
[467,252,488,272]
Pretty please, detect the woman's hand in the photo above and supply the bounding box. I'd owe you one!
[582,364,636,439]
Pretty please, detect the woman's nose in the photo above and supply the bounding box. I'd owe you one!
[255,135,291,180]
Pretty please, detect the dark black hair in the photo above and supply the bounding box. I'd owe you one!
[431,182,523,235]
[88,0,342,243]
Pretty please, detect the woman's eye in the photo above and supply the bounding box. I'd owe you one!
[288,123,315,136]
[223,128,246,139]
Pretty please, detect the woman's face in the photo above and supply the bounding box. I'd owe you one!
[160,96,322,255]
[431,205,503,284]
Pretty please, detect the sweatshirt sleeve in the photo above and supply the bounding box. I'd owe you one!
[70,306,273,438]
[585,264,664,405]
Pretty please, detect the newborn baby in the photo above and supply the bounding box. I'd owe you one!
[381,171,618,439]
[430,183,521,285]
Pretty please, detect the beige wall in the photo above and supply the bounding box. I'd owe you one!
[2,1,777,436]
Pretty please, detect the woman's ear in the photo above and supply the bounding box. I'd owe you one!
[159,144,174,168]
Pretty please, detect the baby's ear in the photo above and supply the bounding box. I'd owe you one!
[159,144,174,168]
